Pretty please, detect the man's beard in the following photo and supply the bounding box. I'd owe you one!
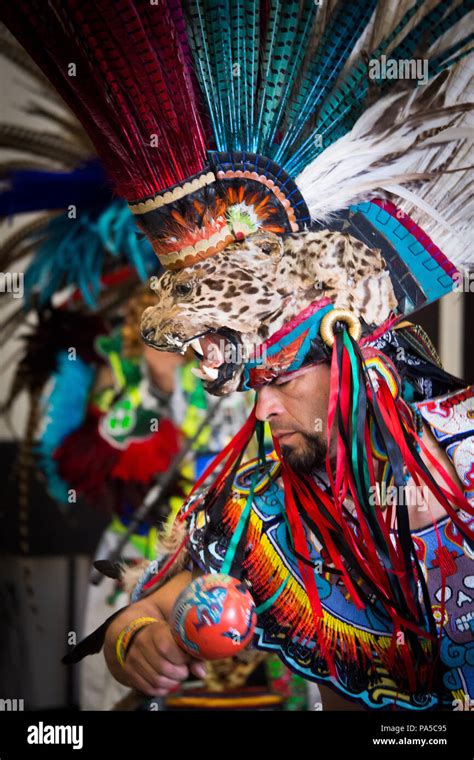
[280,432,328,474]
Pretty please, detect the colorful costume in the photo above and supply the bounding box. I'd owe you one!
[133,383,474,710]
[4,1,473,710]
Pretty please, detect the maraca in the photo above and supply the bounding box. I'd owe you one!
[171,573,257,660]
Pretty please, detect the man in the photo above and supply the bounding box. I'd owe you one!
[101,342,473,711]
[7,0,472,713]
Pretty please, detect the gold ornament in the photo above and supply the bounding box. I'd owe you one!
[320,309,362,347]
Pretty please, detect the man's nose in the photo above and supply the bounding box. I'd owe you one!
[255,386,285,421]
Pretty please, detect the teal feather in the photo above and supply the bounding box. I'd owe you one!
[275,0,378,168]
[37,352,94,504]
[230,0,247,149]
[206,0,236,147]
[184,0,472,174]
[187,0,259,151]
[312,0,426,148]
[186,0,225,148]
[261,0,317,157]
[287,0,474,175]
[24,201,156,308]
[255,0,301,154]
[245,0,260,150]
[254,0,282,148]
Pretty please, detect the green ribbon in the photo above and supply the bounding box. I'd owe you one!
[220,419,266,576]
[255,574,290,615]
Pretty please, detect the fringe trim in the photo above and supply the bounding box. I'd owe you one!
[222,488,436,686]
[121,518,190,597]
[121,560,150,597]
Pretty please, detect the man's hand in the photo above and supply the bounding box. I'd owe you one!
[103,570,205,697]
[122,619,206,697]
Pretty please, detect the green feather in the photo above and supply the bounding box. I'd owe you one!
[185,0,472,169]
[255,0,282,148]
[314,0,426,144]
[288,0,474,175]
[245,0,260,150]
[262,0,317,156]
[275,0,378,167]
[206,0,236,146]
[186,0,225,147]
[255,0,301,155]
[230,0,247,149]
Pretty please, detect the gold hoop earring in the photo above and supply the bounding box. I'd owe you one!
[320,309,362,348]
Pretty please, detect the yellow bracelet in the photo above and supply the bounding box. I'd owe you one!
[115,616,160,668]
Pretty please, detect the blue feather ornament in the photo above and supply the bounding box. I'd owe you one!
[37,352,95,504]
[0,161,109,217]
[23,201,157,308]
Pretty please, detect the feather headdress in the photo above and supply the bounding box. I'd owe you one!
[2,1,471,267]
[3,0,473,700]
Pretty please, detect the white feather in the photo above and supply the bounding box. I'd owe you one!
[295,66,474,269]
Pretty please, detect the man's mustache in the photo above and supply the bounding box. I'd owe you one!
[269,424,300,436]
[269,423,322,438]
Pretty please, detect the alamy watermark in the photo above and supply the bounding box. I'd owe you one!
[369,482,430,510]
[27,722,83,750]
[205,339,268,367]
[0,697,24,711]
[453,269,474,293]
[369,55,429,86]
[0,271,24,299]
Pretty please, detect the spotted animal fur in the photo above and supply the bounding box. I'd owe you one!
[141,229,397,393]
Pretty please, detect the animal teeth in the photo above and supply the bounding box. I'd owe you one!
[202,365,219,380]
[191,365,219,381]
[189,338,204,356]
[164,334,182,348]
[190,367,208,380]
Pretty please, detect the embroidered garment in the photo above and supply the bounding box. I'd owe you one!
[132,386,474,711]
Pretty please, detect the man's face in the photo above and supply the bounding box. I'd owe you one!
[255,362,334,473]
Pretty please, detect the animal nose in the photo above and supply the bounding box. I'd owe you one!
[141,326,155,342]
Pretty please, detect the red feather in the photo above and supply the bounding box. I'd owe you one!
[111,418,181,482]
[1,0,208,200]
[54,409,120,507]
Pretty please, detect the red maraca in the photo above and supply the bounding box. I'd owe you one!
[171,573,257,659]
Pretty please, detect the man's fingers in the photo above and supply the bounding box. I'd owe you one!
[133,673,165,698]
[149,624,193,668]
[150,687,173,698]
[150,674,182,692]
[125,624,190,682]
[140,644,190,682]
[189,661,207,679]
[128,666,162,697]
[125,654,164,692]
[126,656,181,695]
[122,619,199,690]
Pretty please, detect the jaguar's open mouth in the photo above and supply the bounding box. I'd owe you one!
[141,324,246,393]
[184,327,243,393]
